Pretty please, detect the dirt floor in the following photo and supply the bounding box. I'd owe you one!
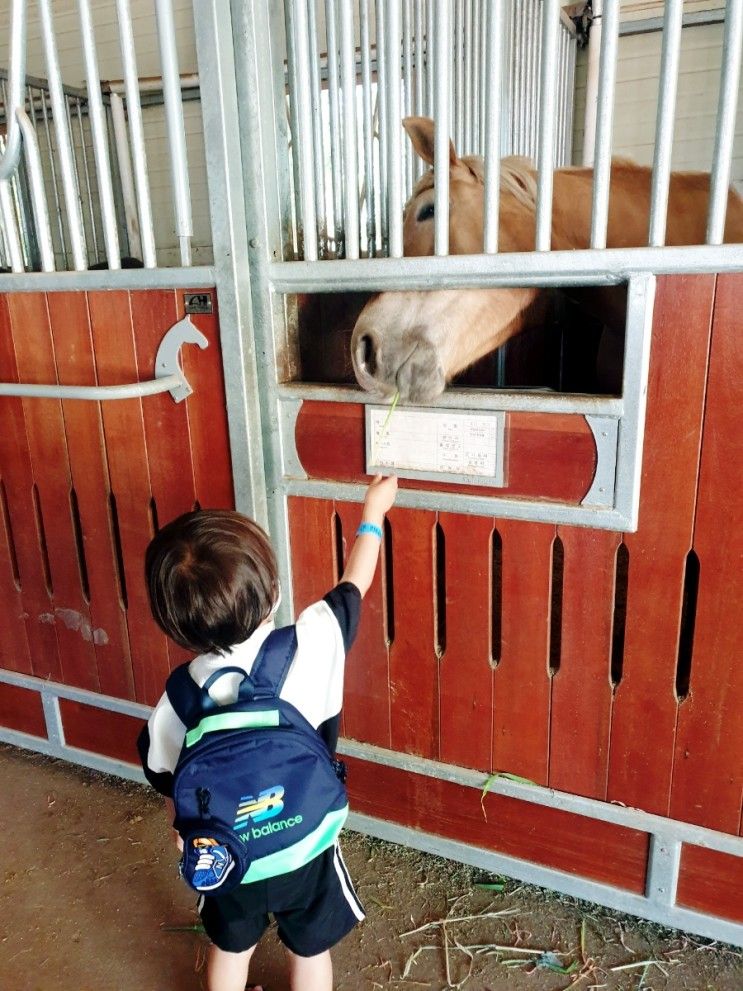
[2,744,741,991]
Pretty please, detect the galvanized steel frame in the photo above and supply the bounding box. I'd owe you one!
[1,666,741,947]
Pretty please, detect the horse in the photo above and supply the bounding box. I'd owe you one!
[351,116,743,402]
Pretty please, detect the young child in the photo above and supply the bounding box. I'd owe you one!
[137,474,398,991]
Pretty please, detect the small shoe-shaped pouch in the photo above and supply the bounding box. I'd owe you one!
[177,819,251,894]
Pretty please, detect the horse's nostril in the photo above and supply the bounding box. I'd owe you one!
[358,334,377,377]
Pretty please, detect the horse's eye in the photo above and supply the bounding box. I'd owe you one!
[416,201,435,223]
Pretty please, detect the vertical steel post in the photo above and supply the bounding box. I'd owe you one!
[324,0,345,256]
[648,0,683,247]
[707,0,743,244]
[589,0,619,249]
[39,0,88,269]
[16,109,55,271]
[386,0,404,258]
[535,0,560,251]
[115,0,157,267]
[0,0,26,182]
[339,0,360,259]
[307,0,328,257]
[155,0,194,266]
[434,0,451,256]
[77,0,121,268]
[360,0,377,255]
[483,0,504,255]
[291,0,319,261]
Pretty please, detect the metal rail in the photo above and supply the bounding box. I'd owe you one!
[0,316,207,403]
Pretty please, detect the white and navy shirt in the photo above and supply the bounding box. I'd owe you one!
[137,582,361,797]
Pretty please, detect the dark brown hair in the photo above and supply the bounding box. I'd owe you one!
[145,510,279,654]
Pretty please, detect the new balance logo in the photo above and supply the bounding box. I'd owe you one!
[234,785,285,827]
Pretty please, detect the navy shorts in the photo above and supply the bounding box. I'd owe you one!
[197,843,364,956]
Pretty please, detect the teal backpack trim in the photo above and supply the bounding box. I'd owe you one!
[240,805,349,883]
[186,709,280,747]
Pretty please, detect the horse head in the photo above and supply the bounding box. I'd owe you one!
[351,116,541,402]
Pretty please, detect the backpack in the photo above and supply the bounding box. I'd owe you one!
[165,625,348,895]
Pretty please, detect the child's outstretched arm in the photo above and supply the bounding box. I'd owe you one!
[340,474,398,597]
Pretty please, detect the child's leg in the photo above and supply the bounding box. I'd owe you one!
[285,947,333,991]
[207,942,257,991]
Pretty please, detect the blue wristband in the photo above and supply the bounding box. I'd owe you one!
[357,522,383,540]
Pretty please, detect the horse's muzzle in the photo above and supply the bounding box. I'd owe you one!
[352,324,446,403]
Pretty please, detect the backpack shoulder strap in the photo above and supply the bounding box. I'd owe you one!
[250,625,298,696]
[165,662,203,727]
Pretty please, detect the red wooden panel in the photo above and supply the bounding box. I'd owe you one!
[608,276,715,816]
[287,497,336,614]
[387,507,438,758]
[0,683,46,737]
[671,274,743,834]
[0,296,61,680]
[87,292,170,706]
[550,528,621,799]
[131,290,196,524]
[47,293,134,700]
[335,501,391,748]
[0,469,32,673]
[346,755,649,892]
[492,519,554,784]
[295,402,595,502]
[677,845,743,923]
[7,293,99,691]
[130,290,197,672]
[59,699,143,766]
[178,290,234,511]
[438,513,494,770]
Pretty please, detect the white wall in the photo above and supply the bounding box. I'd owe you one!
[573,9,743,185]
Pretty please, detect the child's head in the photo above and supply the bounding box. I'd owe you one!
[145,510,279,655]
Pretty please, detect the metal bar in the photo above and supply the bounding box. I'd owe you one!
[360,0,377,256]
[115,0,157,267]
[646,834,683,908]
[590,0,620,249]
[38,0,87,269]
[0,265,215,292]
[324,0,345,257]
[277,381,624,416]
[707,0,743,245]
[471,0,481,154]
[0,375,182,401]
[434,0,451,256]
[415,0,426,124]
[154,0,193,266]
[455,0,465,153]
[0,176,25,272]
[483,0,504,254]
[75,98,100,260]
[268,244,743,294]
[376,0,389,254]
[307,0,328,257]
[283,0,302,258]
[403,0,414,198]
[463,0,473,154]
[16,110,55,272]
[37,86,68,266]
[386,0,404,258]
[77,0,121,268]
[535,0,560,250]
[426,0,435,118]
[109,92,143,260]
[648,0,683,247]
[291,0,319,261]
[0,0,26,181]
[339,0,360,259]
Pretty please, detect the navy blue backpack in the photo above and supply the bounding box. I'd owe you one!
[165,626,348,894]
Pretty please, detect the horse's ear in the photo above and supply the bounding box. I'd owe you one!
[403,116,458,169]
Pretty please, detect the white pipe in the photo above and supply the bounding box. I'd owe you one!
[16,109,55,271]
[582,0,602,166]
[0,0,26,182]
[110,92,142,260]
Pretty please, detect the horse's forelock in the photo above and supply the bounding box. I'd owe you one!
[500,157,538,212]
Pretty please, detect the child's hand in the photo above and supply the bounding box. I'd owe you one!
[364,474,398,520]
